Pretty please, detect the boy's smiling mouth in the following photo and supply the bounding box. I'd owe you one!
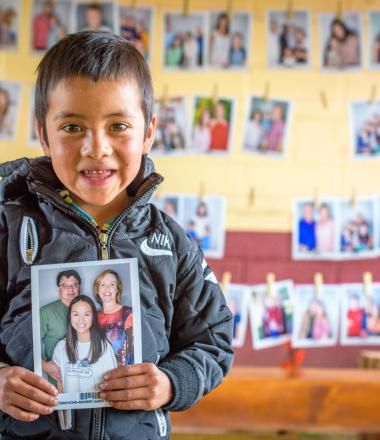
[81,169,115,181]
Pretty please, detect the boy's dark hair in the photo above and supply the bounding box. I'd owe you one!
[56,269,82,287]
[35,31,153,142]
[66,295,108,364]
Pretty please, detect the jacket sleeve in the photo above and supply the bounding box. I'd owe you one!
[158,241,234,411]
[0,207,10,367]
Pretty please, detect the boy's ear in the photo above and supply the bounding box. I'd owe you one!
[38,123,51,157]
[142,113,157,154]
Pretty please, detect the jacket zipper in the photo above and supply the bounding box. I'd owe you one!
[36,181,159,440]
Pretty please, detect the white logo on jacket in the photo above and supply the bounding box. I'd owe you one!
[140,232,173,257]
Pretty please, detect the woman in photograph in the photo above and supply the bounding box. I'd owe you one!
[94,269,134,367]
[209,12,230,68]
[192,108,211,152]
[210,100,229,151]
[316,203,335,253]
[324,18,360,68]
[52,295,117,393]
[243,109,264,151]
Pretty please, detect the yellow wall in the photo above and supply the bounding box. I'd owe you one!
[2,0,380,232]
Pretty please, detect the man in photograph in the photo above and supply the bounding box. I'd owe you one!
[40,269,81,382]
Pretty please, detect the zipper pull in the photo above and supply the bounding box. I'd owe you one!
[99,232,109,260]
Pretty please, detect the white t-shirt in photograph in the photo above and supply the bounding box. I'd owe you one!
[53,339,117,393]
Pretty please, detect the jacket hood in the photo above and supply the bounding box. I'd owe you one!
[0,154,163,204]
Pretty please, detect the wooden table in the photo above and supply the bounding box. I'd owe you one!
[171,367,380,434]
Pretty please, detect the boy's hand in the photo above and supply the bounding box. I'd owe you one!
[42,359,61,382]
[99,363,173,411]
[0,366,58,421]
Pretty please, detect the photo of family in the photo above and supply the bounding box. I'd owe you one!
[28,86,40,146]
[118,6,153,60]
[249,280,294,350]
[31,0,71,53]
[369,11,380,69]
[75,1,116,33]
[191,96,233,154]
[242,97,292,156]
[207,11,251,69]
[0,81,21,141]
[350,100,380,158]
[267,10,310,68]
[320,13,362,70]
[293,199,338,260]
[163,13,206,69]
[153,194,226,259]
[338,198,377,258]
[152,96,188,155]
[0,0,20,49]
[31,259,141,410]
[341,284,380,346]
[292,285,340,348]
[224,284,250,348]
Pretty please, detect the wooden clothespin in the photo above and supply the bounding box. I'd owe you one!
[320,90,328,110]
[287,0,294,20]
[130,0,137,10]
[350,187,357,207]
[336,0,343,20]
[221,271,232,292]
[266,272,275,297]
[314,272,323,296]
[160,84,169,106]
[248,187,255,208]
[199,181,206,200]
[182,0,190,16]
[263,82,270,102]
[363,272,373,297]
[227,0,233,20]
[369,84,377,104]
[313,188,320,209]
[211,83,219,106]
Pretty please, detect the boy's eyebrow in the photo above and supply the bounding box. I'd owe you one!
[53,110,138,121]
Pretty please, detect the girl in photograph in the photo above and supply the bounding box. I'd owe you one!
[192,108,211,152]
[94,269,134,366]
[324,18,360,68]
[316,203,335,253]
[52,295,117,393]
[209,12,230,68]
[299,297,330,340]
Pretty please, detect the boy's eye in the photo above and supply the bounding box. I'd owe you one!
[110,123,128,132]
[62,124,81,133]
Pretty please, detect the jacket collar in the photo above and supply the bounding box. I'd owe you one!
[0,155,163,206]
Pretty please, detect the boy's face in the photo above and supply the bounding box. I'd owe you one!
[39,76,156,218]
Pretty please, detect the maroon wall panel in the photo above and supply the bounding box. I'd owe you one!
[208,231,380,368]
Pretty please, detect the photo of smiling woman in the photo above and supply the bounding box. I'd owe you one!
[52,295,117,394]
[94,269,134,366]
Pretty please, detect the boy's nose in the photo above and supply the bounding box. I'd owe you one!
[80,131,113,159]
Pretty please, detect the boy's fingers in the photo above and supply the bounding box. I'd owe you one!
[6,405,40,422]
[104,363,156,380]
[100,387,149,402]
[100,374,147,391]
[10,392,54,416]
[20,381,58,407]
[22,370,58,396]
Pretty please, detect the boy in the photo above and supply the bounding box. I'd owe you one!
[0,32,233,439]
